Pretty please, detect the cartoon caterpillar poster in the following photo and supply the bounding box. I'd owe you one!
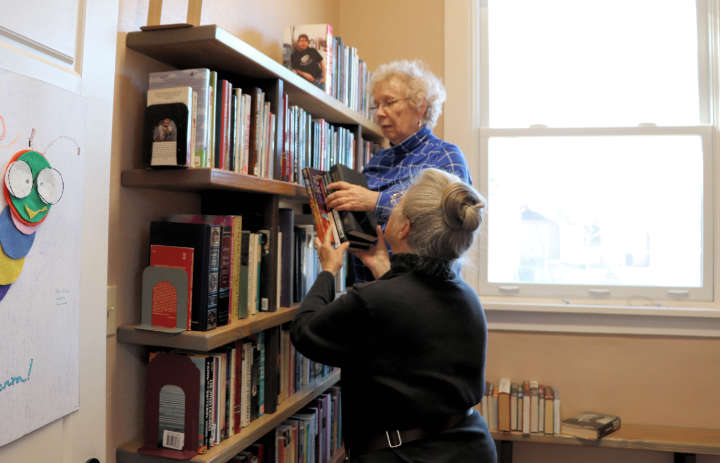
[0,149,64,300]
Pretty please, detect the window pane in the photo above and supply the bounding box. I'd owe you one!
[487,135,703,287]
[488,0,700,127]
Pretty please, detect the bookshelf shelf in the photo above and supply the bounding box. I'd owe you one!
[117,370,341,463]
[121,168,307,198]
[118,305,301,352]
[491,424,720,456]
[126,25,383,143]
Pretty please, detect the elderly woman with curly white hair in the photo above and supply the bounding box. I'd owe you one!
[326,59,472,281]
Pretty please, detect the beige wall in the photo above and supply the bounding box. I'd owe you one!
[108,2,720,463]
[338,0,445,138]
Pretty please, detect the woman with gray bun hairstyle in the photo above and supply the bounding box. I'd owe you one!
[292,169,495,462]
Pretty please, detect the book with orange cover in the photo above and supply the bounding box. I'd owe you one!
[497,377,512,432]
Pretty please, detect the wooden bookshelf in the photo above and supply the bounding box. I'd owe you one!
[118,305,300,352]
[121,168,307,198]
[491,425,720,462]
[119,23,360,462]
[117,370,341,463]
[125,25,383,143]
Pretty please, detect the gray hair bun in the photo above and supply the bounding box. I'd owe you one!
[441,183,485,232]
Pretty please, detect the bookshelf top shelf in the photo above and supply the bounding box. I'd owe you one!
[126,25,384,142]
[121,168,307,197]
[116,370,341,463]
[117,305,301,351]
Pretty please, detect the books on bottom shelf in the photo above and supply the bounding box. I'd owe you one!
[230,385,343,463]
[561,412,622,440]
[141,324,338,456]
[480,378,561,436]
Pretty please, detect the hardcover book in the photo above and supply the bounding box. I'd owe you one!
[328,163,378,243]
[561,412,621,440]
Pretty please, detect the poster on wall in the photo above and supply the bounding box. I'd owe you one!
[0,69,84,447]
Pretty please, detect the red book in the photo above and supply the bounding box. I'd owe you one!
[150,244,194,330]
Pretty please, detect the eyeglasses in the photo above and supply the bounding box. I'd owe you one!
[370,98,409,116]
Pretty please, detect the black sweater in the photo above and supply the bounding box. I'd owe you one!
[291,253,488,451]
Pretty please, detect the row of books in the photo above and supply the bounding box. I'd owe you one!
[230,386,342,463]
[145,67,378,179]
[480,379,624,441]
[280,101,358,183]
[147,325,336,455]
[479,378,561,435]
[146,68,277,176]
[282,24,371,119]
[146,211,348,332]
[148,215,274,331]
[293,223,346,302]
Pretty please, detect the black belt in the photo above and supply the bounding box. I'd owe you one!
[350,409,471,457]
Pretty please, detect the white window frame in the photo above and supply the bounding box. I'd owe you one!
[444,0,720,337]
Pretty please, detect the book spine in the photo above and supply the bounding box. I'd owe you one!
[207,225,221,330]
[323,172,347,243]
[233,342,243,434]
[258,229,273,312]
[217,224,232,326]
[230,216,242,322]
[238,231,250,319]
[241,341,252,428]
[522,381,531,435]
[206,355,215,446]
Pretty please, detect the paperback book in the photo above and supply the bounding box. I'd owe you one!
[145,86,194,167]
[561,412,621,440]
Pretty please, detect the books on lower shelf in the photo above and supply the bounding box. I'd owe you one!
[561,412,622,440]
[142,324,338,456]
[230,385,343,463]
[480,378,561,436]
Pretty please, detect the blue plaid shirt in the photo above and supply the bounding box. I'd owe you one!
[352,126,472,281]
[365,126,472,225]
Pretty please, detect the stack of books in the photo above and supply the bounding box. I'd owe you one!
[302,164,377,251]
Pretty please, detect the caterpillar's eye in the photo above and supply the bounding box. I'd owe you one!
[36,167,64,205]
[5,160,33,199]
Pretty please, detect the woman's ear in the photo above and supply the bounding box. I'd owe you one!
[417,101,428,127]
[398,216,411,241]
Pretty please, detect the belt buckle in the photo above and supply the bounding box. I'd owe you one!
[385,430,402,448]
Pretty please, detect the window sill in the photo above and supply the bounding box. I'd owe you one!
[483,300,720,337]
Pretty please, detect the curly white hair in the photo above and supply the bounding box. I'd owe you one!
[369,60,446,129]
